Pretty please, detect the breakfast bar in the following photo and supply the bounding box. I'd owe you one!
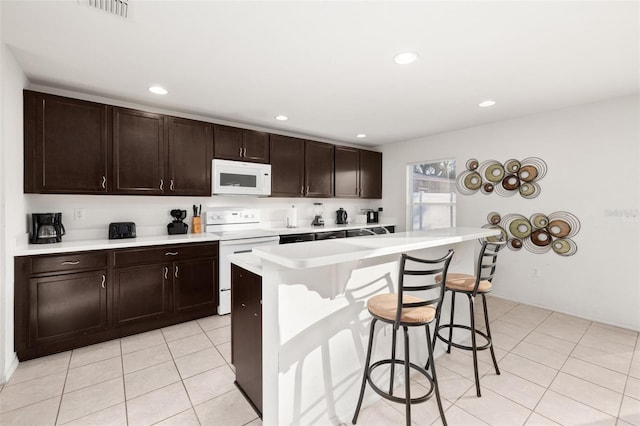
[233,226,500,426]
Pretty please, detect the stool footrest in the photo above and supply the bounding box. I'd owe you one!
[436,324,493,351]
[367,358,435,405]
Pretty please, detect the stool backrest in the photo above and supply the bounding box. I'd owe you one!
[472,240,507,296]
[396,249,454,328]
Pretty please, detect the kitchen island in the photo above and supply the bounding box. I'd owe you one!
[233,227,500,425]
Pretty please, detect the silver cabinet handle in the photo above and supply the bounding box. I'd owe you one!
[254,313,258,317]
[300,186,304,195]
[174,266,178,278]
[61,261,80,265]
[164,266,168,279]
[160,179,164,191]
[241,303,246,307]
[101,176,106,189]
[101,274,106,289]
[243,148,247,157]
[239,147,243,157]
[165,252,178,256]
[306,185,310,194]
[170,179,174,191]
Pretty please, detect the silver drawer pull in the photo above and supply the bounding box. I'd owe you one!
[61,261,80,265]
[254,313,258,317]
[165,252,178,256]
[174,266,178,278]
[101,274,106,289]
[241,303,246,307]
[164,266,168,279]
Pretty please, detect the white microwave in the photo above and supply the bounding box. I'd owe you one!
[212,159,271,196]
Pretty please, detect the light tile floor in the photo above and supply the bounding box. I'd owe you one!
[0,296,638,425]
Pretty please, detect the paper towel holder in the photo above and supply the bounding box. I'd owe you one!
[286,204,298,229]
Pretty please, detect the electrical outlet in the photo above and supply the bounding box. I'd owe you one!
[531,267,541,278]
[74,208,86,221]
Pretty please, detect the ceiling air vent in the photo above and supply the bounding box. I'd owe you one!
[82,0,129,18]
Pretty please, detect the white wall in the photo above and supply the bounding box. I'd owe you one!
[0,40,29,380]
[382,96,640,330]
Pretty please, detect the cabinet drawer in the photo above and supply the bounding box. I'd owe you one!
[114,243,218,267]
[31,252,107,274]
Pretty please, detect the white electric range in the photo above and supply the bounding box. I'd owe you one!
[205,208,279,315]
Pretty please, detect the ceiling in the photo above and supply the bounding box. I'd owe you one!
[2,1,638,145]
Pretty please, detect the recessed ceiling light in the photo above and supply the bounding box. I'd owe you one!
[148,86,168,95]
[479,99,496,107]
[356,134,367,138]
[393,51,418,65]
[275,115,289,121]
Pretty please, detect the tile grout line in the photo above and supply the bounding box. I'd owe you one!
[53,348,73,426]
[614,331,640,422]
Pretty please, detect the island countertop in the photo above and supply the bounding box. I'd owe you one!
[253,226,499,269]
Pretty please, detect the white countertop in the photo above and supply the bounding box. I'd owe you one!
[253,227,500,269]
[15,233,221,256]
[271,222,395,235]
[228,252,263,276]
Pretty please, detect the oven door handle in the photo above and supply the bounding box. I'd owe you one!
[233,249,253,254]
[220,236,279,246]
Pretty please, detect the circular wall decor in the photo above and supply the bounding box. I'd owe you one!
[457,157,547,199]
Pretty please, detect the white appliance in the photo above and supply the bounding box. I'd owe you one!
[205,208,279,315]
[212,159,271,196]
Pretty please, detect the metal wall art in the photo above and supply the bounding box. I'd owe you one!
[482,211,580,256]
[456,157,547,198]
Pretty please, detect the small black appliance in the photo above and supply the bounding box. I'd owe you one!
[109,222,136,239]
[167,209,189,235]
[30,213,65,244]
[364,209,379,224]
[336,208,348,225]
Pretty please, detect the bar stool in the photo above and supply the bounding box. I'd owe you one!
[434,240,506,397]
[352,250,454,426]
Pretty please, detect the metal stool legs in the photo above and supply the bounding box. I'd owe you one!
[435,291,500,397]
[352,319,448,426]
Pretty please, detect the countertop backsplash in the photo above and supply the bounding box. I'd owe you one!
[25,194,385,242]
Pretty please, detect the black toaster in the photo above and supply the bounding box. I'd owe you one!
[109,222,136,239]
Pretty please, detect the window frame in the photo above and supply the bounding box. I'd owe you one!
[407,158,457,231]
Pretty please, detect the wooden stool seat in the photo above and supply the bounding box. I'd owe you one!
[367,294,436,324]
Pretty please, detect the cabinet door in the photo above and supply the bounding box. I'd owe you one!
[242,130,270,164]
[29,270,107,345]
[214,125,243,161]
[334,146,360,198]
[231,265,263,414]
[270,134,305,197]
[166,117,213,196]
[173,258,217,313]
[113,263,171,327]
[113,107,165,195]
[359,149,383,199]
[24,91,108,194]
[305,140,334,198]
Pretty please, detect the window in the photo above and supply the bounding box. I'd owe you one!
[409,159,456,230]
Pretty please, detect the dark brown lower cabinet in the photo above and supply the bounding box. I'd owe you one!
[231,264,262,415]
[174,258,217,313]
[29,270,108,346]
[15,242,219,361]
[113,263,171,327]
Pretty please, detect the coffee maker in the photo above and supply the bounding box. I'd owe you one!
[30,213,65,244]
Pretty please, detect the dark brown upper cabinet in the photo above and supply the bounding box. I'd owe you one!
[166,117,213,196]
[270,135,334,198]
[270,134,305,197]
[359,149,383,199]
[214,125,269,164]
[112,107,165,195]
[304,140,334,198]
[334,146,360,198]
[24,91,109,194]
